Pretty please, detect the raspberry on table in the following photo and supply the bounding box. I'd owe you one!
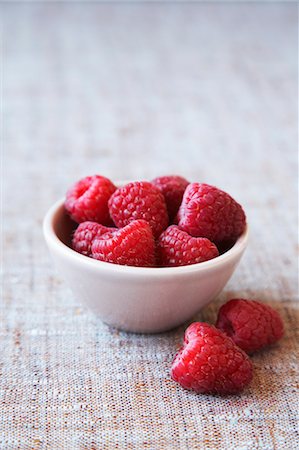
[177,183,246,243]
[171,322,253,395]
[72,221,114,257]
[91,219,156,267]
[157,225,219,267]
[216,299,284,354]
[151,175,189,221]
[65,175,116,225]
[108,181,169,238]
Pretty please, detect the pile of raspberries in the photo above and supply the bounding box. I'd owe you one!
[65,174,246,268]
[64,174,284,395]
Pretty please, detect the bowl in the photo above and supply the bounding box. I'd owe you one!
[43,197,248,333]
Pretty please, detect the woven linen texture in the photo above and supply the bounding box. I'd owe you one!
[1,3,298,449]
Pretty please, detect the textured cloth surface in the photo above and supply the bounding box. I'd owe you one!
[1,3,298,449]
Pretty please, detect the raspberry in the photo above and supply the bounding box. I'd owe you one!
[108,181,168,238]
[91,219,156,267]
[151,175,189,220]
[72,221,114,256]
[65,175,116,224]
[157,225,219,267]
[171,322,253,395]
[177,183,246,243]
[216,299,284,354]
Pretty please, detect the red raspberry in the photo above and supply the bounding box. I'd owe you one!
[171,322,253,395]
[72,221,114,257]
[157,225,219,267]
[177,183,246,243]
[65,175,116,224]
[151,175,189,220]
[216,299,284,354]
[108,181,168,238]
[91,219,156,267]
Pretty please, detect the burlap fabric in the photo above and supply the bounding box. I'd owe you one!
[1,3,298,449]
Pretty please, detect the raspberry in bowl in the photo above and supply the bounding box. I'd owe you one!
[43,178,248,333]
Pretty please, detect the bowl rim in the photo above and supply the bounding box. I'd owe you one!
[43,197,249,277]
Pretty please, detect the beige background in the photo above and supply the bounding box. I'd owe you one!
[1,3,298,449]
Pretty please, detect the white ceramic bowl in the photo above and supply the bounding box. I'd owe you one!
[43,198,248,333]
